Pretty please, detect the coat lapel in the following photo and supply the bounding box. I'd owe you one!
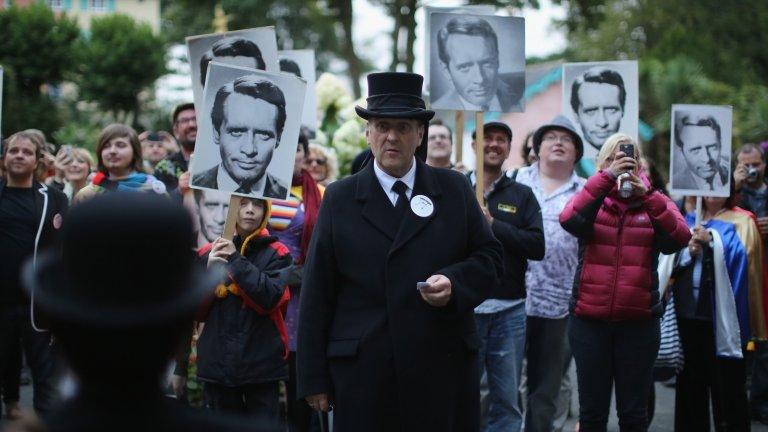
[390,161,442,255]
[356,162,399,240]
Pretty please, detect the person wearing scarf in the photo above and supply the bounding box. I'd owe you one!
[266,131,323,431]
[559,134,691,432]
[73,124,166,204]
[658,189,764,430]
[194,197,292,423]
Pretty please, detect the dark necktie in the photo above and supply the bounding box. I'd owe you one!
[392,180,409,218]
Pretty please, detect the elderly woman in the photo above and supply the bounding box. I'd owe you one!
[304,143,337,186]
[74,124,166,204]
[559,133,691,431]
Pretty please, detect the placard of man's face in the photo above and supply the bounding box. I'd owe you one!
[441,32,499,107]
[575,81,624,150]
[197,189,229,242]
[679,124,721,182]
[214,94,279,186]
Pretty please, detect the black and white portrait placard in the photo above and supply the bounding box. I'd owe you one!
[669,104,733,198]
[428,12,525,113]
[186,27,279,114]
[190,62,307,201]
[562,60,638,160]
[423,5,494,95]
[0,66,4,138]
[192,188,230,248]
[279,49,317,132]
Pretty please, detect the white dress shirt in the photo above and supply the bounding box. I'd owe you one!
[217,164,265,194]
[373,157,416,206]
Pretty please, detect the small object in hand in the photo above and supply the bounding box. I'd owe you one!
[619,143,635,160]
[417,282,431,292]
[618,173,633,198]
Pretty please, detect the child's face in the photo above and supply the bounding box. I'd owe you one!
[237,198,265,234]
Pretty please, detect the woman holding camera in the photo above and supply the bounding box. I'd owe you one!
[559,133,691,431]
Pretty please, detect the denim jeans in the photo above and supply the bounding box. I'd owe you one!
[475,302,526,432]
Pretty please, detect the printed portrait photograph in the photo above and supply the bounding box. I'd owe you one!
[191,188,230,248]
[189,62,307,201]
[670,104,733,198]
[562,60,639,159]
[428,12,525,113]
[279,49,317,133]
[186,27,279,113]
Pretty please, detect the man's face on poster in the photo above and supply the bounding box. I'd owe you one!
[214,93,279,185]
[441,34,500,107]
[575,82,624,149]
[679,124,721,181]
[197,190,229,242]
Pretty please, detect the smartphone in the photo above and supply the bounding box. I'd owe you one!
[619,143,635,159]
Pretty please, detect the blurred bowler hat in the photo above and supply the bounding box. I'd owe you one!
[23,193,221,328]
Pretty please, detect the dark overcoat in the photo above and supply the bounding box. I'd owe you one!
[297,159,503,431]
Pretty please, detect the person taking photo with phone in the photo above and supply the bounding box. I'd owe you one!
[559,133,691,431]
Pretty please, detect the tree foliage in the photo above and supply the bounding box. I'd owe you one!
[75,14,167,126]
[563,0,768,173]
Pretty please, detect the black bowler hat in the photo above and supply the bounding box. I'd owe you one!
[355,72,435,122]
[23,193,222,328]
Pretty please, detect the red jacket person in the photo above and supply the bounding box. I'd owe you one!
[296,72,503,431]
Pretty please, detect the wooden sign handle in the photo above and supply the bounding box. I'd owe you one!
[222,195,241,240]
[454,111,464,163]
[474,111,484,203]
[694,196,703,227]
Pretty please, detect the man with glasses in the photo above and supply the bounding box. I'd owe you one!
[155,103,198,192]
[515,115,585,432]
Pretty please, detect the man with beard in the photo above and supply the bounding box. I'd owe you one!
[155,103,198,192]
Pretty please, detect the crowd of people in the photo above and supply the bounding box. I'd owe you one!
[1,70,768,432]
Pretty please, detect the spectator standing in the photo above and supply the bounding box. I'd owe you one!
[0,131,68,417]
[267,131,323,431]
[196,197,292,422]
[139,131,170,174]
[516,116,585,432]
[73,124,166,204]
[560,133,691,431]
[305,143,338,187]
[154,103,197,192]
[47,147,94,201]
[469,121,545,432]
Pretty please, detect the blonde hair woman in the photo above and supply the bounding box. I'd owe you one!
[305,143,338,186]
[559,133,691,431]
[49,147,95,200]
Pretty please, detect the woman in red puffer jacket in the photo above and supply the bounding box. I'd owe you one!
[559,133,691,432]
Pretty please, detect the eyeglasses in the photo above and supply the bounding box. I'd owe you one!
[307,158,327,166]
[542,134,574,145]
[175,116,196,126]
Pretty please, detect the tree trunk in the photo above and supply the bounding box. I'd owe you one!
[333,0,362,98]
[389,1,403,71]
[404,0,417,73]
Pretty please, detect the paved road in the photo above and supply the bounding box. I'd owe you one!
[6,375,768,430]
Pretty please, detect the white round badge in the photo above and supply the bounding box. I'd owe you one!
[410,195,434,218]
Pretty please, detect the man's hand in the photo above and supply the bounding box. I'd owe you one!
[606,152,636,178]
[734,163,748,190]
[170,374,187,400]
[757,217,768,239]
[207,237,236,268]
[688,226,712,256]
[480,206,493,225]
[419,274,452,307]
[178,171,191,195]
[306,393,331,412]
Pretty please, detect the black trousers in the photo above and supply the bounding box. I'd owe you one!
[288,351,312,432]
[0,306,58,416]
[675,318,749,431]
[1,326,21,404]
[204,380,281,423]
[750,339,768,420]
[569,316,659,432]
[526,315,568,432]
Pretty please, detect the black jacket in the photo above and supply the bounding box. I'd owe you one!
[196,231,292,386]
[0,179,68,308]
[297,160,503,431]
[475,173,545,300]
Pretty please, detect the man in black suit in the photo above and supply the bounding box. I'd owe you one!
[297,72,503,431]
[193,75,288,199]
